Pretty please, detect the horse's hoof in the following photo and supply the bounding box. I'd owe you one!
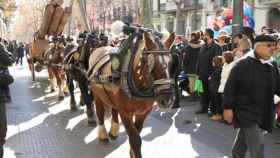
[70,106,77,111]
[87,118,96,127]
[109,132,118,140]
[79,101,85,106]
[99,138,109,145]
[64,92,69,96]
[58,96,64,101]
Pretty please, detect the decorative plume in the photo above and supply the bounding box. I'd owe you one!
[111,20,125,38]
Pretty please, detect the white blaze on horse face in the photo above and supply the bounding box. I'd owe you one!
[158,55,170,79]
[147,54,155,73]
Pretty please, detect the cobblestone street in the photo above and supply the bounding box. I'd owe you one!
[3,61,280,158]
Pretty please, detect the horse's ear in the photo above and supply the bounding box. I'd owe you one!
[144,32,157,50]
[164,32,175,49]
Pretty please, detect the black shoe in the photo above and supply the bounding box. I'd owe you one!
[0,146,3,158]
[276,122,280,128]
[6,96,11,103]
[195,109,207,114]
[171,104,180,109]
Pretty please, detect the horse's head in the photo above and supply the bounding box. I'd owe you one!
[86,32,101,48]
[134,31,176,110]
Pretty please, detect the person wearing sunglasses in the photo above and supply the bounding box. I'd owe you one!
[223,34,279,158]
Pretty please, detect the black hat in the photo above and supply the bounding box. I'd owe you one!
[88,32,98,39]
[66,36,73,42]
[254,34,276,44]
[121,15,133,25]
[78,31,88,39]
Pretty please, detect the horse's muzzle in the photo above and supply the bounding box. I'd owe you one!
[153,79,175,110]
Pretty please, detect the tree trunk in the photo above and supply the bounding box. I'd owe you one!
[174,0,184,35]
[139,0,153,28]
[232,0,243,35]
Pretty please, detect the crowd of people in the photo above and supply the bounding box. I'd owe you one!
[170,26,280,158]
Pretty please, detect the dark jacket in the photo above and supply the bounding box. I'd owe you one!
[197,42,222,78]
[209,67,222,93]
[16,46,25,58]
[182,41,203,74]
[170,42,187,72]
[0,43,15,103]
[223,54,280,132]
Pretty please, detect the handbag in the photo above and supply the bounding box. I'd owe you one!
[194,79,203,94]
[0,70,14,86]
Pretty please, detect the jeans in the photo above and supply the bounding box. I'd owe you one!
[200,77,210,111]
[232,125,264,158]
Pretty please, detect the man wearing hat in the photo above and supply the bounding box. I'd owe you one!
[223,34,279,158]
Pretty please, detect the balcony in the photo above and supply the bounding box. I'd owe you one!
[258,0,280,5]
[165,0,203,13]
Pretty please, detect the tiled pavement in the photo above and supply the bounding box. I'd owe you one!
[3,62,280,158]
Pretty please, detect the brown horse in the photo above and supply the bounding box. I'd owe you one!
[88,29,176,158]
[44,37,68,100]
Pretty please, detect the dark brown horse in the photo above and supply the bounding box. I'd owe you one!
[88,28,176,158]
[63,32,107,125]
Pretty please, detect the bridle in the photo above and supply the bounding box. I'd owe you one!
[142,37,175,94]
[128,31,175,98]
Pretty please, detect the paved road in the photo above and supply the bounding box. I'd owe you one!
[3,62,280,158]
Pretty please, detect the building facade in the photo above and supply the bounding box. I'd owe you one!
[254,0,280,33]
[93,0,139,32]
[0,0,17,39]
[152,0,230,35]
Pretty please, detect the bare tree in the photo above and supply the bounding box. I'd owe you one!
[172,0,184,34]
[8,0,49,41]
[139,0,153,28]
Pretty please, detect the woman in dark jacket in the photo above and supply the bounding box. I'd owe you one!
[0,42,15,158]
[208,56,223,121]
[182,32,203,99]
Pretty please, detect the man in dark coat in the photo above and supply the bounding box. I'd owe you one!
[223,35,280,158]
[0,42,15,158]
[169,35,186,108]
[196,29,222,114]
[16,43,25,66]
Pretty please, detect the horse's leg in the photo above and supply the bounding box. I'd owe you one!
[79,93,85,106]
[95,95,109,144]
[53,68,64,100]
[47,67,55,92]
[67,75,77,111]
[61,72,69,95]
[134,108,152,133]
[79,82,95,126]
[109,108,119,140]
[120,113,142,158]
